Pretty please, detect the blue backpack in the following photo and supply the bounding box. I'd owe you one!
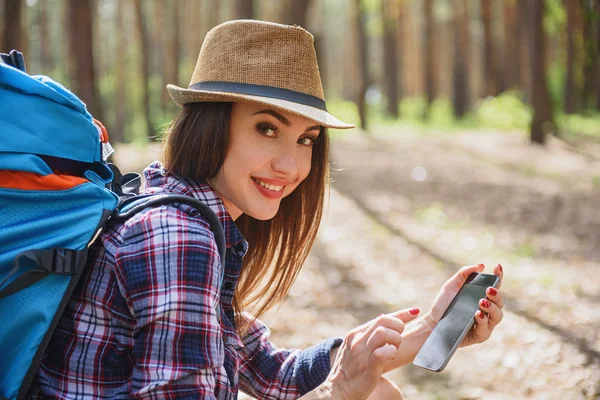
[0,51,226,400]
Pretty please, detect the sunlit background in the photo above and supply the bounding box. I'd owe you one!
[2,0,600,398]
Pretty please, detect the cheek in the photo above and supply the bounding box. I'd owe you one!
[287,151,313,193]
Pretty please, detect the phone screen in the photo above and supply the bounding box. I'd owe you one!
[413,273,499,372]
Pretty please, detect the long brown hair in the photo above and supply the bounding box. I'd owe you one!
[163,102,329,334]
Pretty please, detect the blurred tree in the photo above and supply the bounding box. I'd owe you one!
[396,0,406,99]
[113,0,127,144]
[423,0,436,116]
[564,0,580,113]
[453,0,471,118]
[186,0,203,65]
[133,0,154,140]
[503,0,519,90]
[481,0,498,97]
[153,1,167,111]
[527,0,553,144]
[66,0,102,120]
[2,0,24,53]
[206,0,221,31]
[382,0,399,118]
[234,0,254,19]
[597,1,600,110]
[38,0,52,71]
[582,1,598,110]
[519,0,532,102]
[164,0,182,113]
[354,0,368,130]
[281,0,310,26]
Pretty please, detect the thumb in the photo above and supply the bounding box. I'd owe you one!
[389,308,421,323]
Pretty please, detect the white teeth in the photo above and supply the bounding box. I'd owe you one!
[253,178,284,192]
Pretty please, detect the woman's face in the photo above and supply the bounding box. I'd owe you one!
[208,102,321,221]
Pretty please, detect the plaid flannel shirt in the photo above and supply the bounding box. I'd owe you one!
[32,162,342,400]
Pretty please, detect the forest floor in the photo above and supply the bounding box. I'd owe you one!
[116,128,600,400]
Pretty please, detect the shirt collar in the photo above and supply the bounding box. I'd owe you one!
[143,161,248,252]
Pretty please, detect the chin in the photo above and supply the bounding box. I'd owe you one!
[246,205,280,221]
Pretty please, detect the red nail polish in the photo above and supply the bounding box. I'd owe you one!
[498,264,503,273]
[478,263,485,268]
[483,300,490,308]
[488,287,498,296]
[409,308,420,315]
[478,312,485,319]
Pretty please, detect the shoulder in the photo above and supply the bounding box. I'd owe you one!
[103,203,219,262]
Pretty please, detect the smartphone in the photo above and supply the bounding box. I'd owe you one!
[413,272,500,372]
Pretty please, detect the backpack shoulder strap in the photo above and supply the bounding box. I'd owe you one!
[115,194,226,265]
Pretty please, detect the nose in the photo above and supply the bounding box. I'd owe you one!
[271,146,299,179]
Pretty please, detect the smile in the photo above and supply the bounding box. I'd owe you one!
[252,178,284,192]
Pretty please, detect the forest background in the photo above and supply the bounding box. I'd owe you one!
[2,0,600,399]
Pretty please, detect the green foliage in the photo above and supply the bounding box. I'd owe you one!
[558,113,600,137]
[473,92,532,130]
[544,0,567,35]
[547,61,566,112]
[327,98,362,135]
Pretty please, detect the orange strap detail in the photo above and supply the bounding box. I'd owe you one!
[93,118,109,143]
[0,170,88,191]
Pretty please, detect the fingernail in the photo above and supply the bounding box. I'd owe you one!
[479,312,485,319]
[409,308,420,315]
[482,300,490,308]
[478,263,485,268]
[498,264,503,272]
[488,287,498,296]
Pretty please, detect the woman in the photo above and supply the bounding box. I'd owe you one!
[33,20,504,399]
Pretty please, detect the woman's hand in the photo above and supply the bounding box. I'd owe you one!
[327,309,420,400]
[424,263,504,348]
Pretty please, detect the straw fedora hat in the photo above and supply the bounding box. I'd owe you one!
[167,20,354,129]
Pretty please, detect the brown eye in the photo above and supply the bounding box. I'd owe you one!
[298,137,316,146]
[257,123,277,137]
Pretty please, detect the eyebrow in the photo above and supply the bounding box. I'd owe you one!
[252,109,321,133]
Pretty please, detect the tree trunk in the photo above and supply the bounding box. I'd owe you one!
[153,1,167,111]
[38,0,53,72]
[281,0,311,26]
[66,0,102,120]
[234,0,254,19]
[423,0,435,116]
[206,0,221,31]
[563,0,579,113]
[133,0,154,140]
[518,0,531,102]
[354,0,369,131]
[164,0,181,113]
[453,0,470,118]
[3,0,23,52]
[582,3,598,110]
[527,0,553,145]
[396,0,405,100]
[113,0,127,144]
[503,0,519,89]
[382,0,398,118]
[481,0,497,97]
[597,1,600,110]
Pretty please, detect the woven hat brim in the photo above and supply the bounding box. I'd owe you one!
[167,84,355,130]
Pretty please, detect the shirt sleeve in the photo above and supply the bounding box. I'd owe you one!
[112,207,223,399]
[238,314,343,400]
